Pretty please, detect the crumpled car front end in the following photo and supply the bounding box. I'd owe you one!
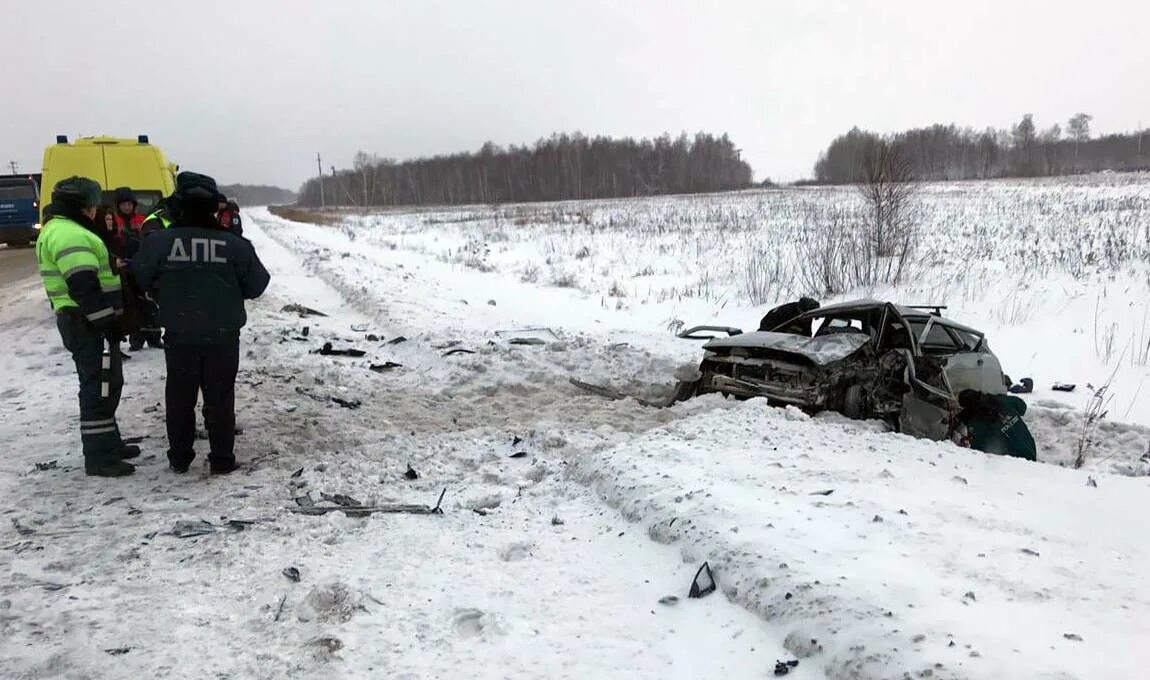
[688,332,873,409]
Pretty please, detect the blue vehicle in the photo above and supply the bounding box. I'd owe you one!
[0,174,42,247]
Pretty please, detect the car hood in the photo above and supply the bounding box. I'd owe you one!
[704,331,870,366]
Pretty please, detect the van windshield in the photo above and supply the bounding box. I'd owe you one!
[103,190,162,213]
[0,181,37,200]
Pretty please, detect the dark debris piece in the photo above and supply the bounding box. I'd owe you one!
[809,489,834,496]
[370,362,403,373]
[773,659,800,676]
[1052,383,1076,392]
[443,348,475,357]
[387,336,408,345]
[331,397,362,409]
[320,492,362,507]
[283,567,301,582]
[168,520,217,538]
[104,647,131,656]
[281,303,327,318]
[34,461,58,471]
[404,465,419,480]
[509,451,528,459]
[291,467,304,479]
[317,342,366,357]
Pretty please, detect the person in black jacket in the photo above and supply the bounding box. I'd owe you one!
[133,172,271,474]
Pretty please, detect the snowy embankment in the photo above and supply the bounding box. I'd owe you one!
[251,180,1150,680]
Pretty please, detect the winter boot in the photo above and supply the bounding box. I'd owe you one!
[86,460,136,477]
[168,449,195,474]
[209,459,240,475]
[119,444,142,460]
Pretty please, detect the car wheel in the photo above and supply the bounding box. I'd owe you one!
[842,384,868,420]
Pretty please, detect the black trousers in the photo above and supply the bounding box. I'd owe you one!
[164,340,240,468]
[56,310,125,467]
[126,281,162,348]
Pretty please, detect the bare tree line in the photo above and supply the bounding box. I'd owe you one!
[297,132,753,208]
[218,183,296,206]
[814,114,1150,183]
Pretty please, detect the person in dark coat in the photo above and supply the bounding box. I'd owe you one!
[758,297,820,333]
[956,390,1037,461]
[133,172,270,475]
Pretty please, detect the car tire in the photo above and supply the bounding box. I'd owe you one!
[842,384,868,420]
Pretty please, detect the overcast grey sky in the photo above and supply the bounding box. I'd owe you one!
[4,0,1147,189]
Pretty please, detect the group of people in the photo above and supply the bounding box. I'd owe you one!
[91,190,243,350]
[36,172,270,478]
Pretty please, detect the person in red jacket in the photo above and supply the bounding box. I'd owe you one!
[112,187,162,351]
[217,197,243,237]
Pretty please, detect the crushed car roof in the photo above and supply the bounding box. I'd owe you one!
[797,299,984,336]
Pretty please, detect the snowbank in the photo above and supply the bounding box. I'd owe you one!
[574,401,1150,679]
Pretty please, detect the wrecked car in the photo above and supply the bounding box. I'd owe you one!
[670,299,1009,441]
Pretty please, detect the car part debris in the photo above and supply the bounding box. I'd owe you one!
[167,519,217,538]
[331,397,361,409]
[676,325,743,340]
[1063,633,1084,642]
[404,465,419,480]
[1009,377,1034,394]
[568,378,662,408]
[509,337,547,346]
[302,326,310,337]
[689,562,716,598]
[283,567,302,582]
[495,327,559,339]
[658,595,680,606]
[281,303,327,318]
[509,451,528,459]
[810,489,834,496]
[34,461,58,471]
[773,659,800,676]
[1052,383,1076,392]
[366,333,380,341]
[551,515,565,526]
[291,467,304,479]
[315,342,366,357]
[370,361,403,373]
[443,348,475,357]
[320,492,362,507]
[290,488,447,517]
[387,336,408,345]
[104,647,131,656]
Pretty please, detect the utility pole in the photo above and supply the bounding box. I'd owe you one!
[316,153,326,209]
[7,160,18,175]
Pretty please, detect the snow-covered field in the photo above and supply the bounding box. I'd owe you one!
[2,175,1149,679]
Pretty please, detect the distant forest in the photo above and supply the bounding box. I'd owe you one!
[296,132,753,207]
[814,114,1150,183]
[219,183,296,206]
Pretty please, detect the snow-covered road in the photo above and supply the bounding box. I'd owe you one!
[0,215,808,679]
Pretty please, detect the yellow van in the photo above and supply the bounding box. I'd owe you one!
[40,135,177,216]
